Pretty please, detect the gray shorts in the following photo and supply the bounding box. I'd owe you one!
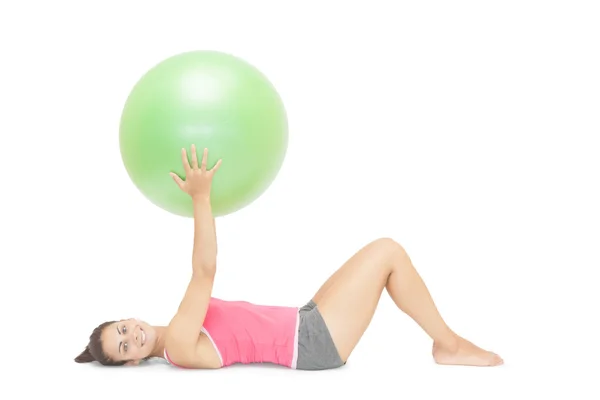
[296,300,345,370]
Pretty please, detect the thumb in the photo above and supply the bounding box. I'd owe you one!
[169,172,185,189]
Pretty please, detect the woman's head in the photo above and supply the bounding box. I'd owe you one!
[74,318,157,366]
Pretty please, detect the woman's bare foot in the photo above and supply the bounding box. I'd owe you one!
[432,335,503,367]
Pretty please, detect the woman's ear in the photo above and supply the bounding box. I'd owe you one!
[74,346,95,363]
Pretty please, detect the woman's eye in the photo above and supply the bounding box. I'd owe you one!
[123,326,127,333]
[124,343,128,352]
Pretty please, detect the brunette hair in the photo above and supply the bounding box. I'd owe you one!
[74,321,126,366]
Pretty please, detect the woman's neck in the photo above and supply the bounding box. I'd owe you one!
[150,326,167,358]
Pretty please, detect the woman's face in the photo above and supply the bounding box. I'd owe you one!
[101,318,157,364]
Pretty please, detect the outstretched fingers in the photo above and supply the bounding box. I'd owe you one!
[181,145,220,175]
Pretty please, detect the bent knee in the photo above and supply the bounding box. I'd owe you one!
[370,237,406,254]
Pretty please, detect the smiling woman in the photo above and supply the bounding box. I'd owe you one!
[74,145,503,370]
[75,319,161,366]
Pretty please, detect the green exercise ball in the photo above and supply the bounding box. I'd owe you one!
[119,50,288,217]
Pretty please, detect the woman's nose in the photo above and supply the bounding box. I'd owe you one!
[132,327,140,345]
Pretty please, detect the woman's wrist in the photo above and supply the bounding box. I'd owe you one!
[192,194,210,205]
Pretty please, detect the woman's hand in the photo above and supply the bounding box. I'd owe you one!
[170,144,222,200]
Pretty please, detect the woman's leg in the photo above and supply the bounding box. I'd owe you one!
[313,237,503,366]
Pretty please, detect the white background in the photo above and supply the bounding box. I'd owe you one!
[1,0,598,399]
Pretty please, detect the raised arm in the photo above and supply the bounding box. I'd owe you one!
[165,145,222,365]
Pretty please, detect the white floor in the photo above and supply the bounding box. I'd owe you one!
[27,324,599,399]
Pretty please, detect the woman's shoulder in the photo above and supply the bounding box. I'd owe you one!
[164,329,221,369]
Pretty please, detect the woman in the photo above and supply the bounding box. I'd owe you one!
[75,145,503,369]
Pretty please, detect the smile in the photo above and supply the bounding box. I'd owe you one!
[141,328,146,346]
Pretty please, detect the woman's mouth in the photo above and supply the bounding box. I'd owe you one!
[141,328,146,346]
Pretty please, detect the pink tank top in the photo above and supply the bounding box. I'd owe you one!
[164,297,300,368]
